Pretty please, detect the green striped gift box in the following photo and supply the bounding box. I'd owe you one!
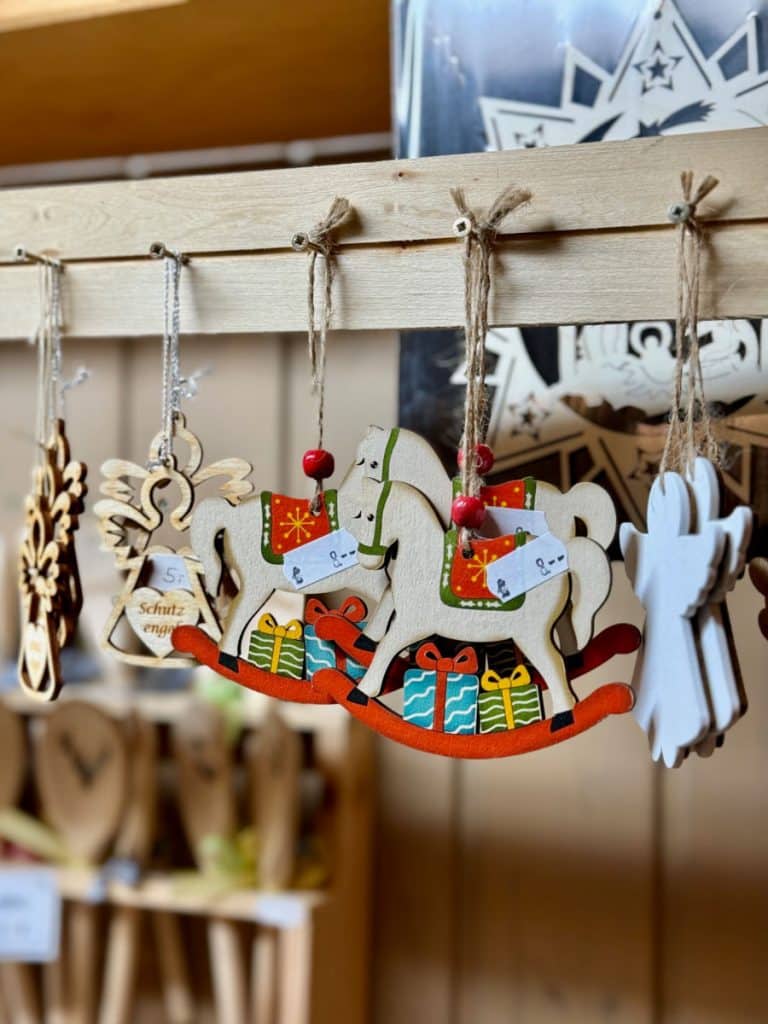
[478,683,543,734]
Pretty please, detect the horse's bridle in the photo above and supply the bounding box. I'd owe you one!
[356,480,393,558]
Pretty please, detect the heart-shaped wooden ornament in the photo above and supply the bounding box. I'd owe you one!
[125,587,199,658]
[23,619,49,690]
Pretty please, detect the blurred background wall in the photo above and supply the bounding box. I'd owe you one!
[0,3,766,1023]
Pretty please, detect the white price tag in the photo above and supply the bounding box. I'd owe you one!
[483,507,548,538]
[486,533,569,603]
[252,894,308,929]
[147,554,191,592]
[0,868,61,963]
[282,529,358,590]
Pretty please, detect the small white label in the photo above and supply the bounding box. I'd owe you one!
[282,529,358,590]
[147,554,191,592]
[486,533,569,603]
[483,507,549,538]
[252,894,308,929]
[0,868,61,963]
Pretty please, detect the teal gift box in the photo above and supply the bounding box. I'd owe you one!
[304,597,367,682]
[403,643,479,734]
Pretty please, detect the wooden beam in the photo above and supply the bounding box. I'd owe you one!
[0,128,767,262]
[0,0,183,34]
[0,221,765,337]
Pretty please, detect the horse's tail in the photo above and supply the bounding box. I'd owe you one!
[566,482,617,550]
[565,536,612,651]
[191,497,247,595]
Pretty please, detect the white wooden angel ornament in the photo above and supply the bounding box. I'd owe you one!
[94,245,253,667]
[621,171,754,766]
[687,457,751,755]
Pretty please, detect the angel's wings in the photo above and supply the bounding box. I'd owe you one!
[93,459,160,568]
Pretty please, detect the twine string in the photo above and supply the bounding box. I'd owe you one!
[659,171,720,479]
[291,196,351,511]
[451,184,532,551]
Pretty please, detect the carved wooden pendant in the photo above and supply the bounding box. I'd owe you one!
[17,419,87,701]
[94,413,253,667]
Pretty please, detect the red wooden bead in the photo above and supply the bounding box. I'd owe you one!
[302,449,335,480]
[457,443,495,475]
[451,494,486,530]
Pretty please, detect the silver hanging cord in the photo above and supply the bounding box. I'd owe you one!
[150,243,189,466]
[15,247,65,458]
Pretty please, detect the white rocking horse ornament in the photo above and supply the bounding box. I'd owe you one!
[175,423,635,756]
[346,475,611,728]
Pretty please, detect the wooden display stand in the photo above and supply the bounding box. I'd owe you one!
[1,690,373,1024]
[0,126,766,1023]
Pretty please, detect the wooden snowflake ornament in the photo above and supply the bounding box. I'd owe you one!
[18,420,87,701]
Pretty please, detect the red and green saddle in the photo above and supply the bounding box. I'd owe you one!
[441,476,537,610]
[452,475,537,510]
[440,530,528,610]
[260,490,339,565]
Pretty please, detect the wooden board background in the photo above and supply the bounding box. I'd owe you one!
[0,0,391,165]
[0,326,765,1023]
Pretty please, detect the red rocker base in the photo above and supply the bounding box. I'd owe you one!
[173,623,639,757]
[315,669,633,758]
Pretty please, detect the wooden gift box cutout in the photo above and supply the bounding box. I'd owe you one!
[173,621,638,758]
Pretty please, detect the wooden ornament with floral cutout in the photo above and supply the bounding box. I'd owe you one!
[17,252,88,702]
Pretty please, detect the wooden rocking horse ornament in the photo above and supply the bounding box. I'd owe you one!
[175,186,636,758]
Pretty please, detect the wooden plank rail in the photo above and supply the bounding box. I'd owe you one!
[0,126,767,336]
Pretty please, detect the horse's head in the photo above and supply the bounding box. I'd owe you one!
[348,477,395,570]
[354,425,398,482]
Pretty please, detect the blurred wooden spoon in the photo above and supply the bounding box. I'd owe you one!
[35,701,128,1024]
[173,700,246,1024]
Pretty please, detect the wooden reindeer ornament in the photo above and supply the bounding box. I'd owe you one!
[17,255,87,700]
[94,248,253,667]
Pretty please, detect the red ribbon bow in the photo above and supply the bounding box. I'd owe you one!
[305,595,367,627]
[414,643,478,676]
